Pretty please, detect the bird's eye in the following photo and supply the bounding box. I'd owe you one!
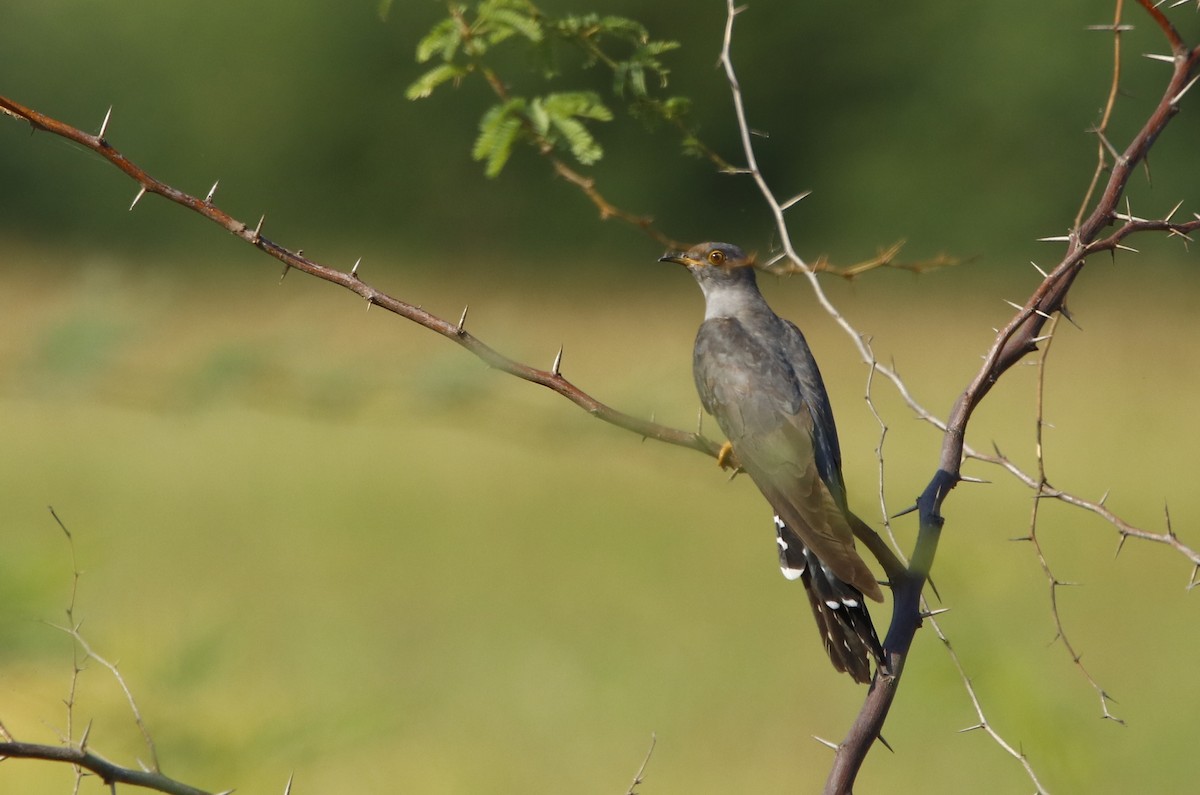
[707,249,726,265]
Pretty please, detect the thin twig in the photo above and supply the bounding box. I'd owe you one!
[928,615,1051,795]
[1025,318,1124,723]
[0,741,213,795]
[624,734,657,795]
[0,93,723,465]
[716,1,1200,792]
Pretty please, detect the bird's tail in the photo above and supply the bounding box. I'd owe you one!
[774,516,884,684]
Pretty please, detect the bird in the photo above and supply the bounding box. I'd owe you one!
[661,241,891,683]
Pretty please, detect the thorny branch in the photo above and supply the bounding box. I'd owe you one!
[717,0,1199,792]
[448,3,958,278]
[1021,319,1124,725]
[0,741,214,795]
[0,1,1197,792]
[0,510,217,795]
[0,95,725,465]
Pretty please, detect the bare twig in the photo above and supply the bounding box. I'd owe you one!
[0,93,723,465]
[836,2,1199,789]
[1024,319,1124,723]
[0,741,213,795]
[624,734,657,795]
[929,615,1051,795]
[0,512,216,795]
[716,0,1200,792]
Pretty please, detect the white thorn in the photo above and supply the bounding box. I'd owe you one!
[1030,334,1054,344]
[456,305,469,332]
[959,475,990,484]
[351,257,362,278]
[1165,199,1185,223]
[1142,53,1176,63]
[204,180,219,204]
[551,345,563,376]
[98,106,112,139]
[253,214,265,240]
[1113,211,1149,223]
[780,190,812,211]
[763,251,787,269]
[1037,235,1072,242]
[283,771,295,795]
[812,735,839,751]
[1003,299,1025,311]
[1033,308,1054,319]
[1114,243,1139,253]
[129,186,146,211]
[1030,260,1048,277]
[1170,73,1200,106]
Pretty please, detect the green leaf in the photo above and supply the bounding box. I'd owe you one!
[526,98,551,136]
[472,100,526,178]
[549,115,603,165]
[405,64,468,101]
[598,15,649,43]
[485,8,544,44]
[540,91,613,122]
[415,18,462,64]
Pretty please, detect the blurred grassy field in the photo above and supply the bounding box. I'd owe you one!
[1,246,1198,794]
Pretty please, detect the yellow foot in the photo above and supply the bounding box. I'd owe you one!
[716,440,738,471]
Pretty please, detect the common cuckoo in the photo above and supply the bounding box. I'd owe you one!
[661,242,886,683]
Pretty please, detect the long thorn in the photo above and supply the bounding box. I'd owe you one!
[780,190,812,211]
[98,106,112,139]
[129,186,146,211]
[551,345,563,377]
[1170,73,1200,106]
[812,735,839,751]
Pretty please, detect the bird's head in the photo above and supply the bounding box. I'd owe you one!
[659,241,758,289]
[660,242,764,318]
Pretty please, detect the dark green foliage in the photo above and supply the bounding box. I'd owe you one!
[408,0,694,177]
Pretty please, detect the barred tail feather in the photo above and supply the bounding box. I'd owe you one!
[774,515,883,684]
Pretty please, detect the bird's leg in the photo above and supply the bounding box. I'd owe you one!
[716,440,740,471]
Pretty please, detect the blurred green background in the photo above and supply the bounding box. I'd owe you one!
[2,2,1199,793]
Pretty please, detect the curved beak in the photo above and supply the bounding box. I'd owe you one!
[658,251,692,266]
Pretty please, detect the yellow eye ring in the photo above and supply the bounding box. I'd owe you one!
[707,249,726,265]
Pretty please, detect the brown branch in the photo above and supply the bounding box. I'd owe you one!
[974,448,1200,567]
[550,157,679,248]
[827,5,1200,791]
[0,94,721,464]
[448,3,685,250]
[0,741,214,795]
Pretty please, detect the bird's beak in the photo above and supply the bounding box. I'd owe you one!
[658,251,692,267]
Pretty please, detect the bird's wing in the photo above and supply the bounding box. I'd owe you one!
[694,318,882,601]
[777,319,847,510]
